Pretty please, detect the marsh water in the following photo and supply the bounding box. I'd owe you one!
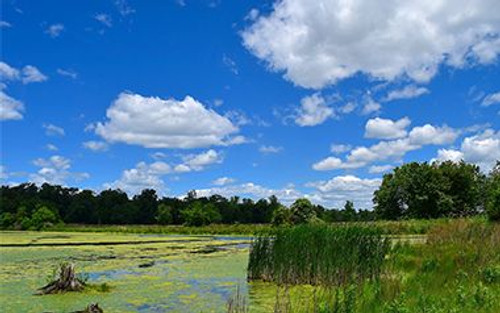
[0,231,275,313]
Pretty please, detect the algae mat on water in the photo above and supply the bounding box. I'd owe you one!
[0,231,252,313]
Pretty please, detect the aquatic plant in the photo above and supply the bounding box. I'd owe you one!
[247,224,390,286]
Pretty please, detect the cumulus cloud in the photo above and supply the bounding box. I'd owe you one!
[46,144,59,151]
[95,92,242,149]
[330,144,351,154]
[433,129,499,171]
[30,155,89,185]
[21,66,48,84]
[384,85,429,102]
[307,175,382,209]
[0,62,47,84]
[242,0,500,88]
[259,145,283,154]
[106,150,223,195]
[43,123,65,136]
[314,123,459,170]
[195,182,303,204]
[368,164,394,174]
[408,124,458,145]
[45,24,64,38]
[365,117,411,139]
[361,97,381,115]
[0,90,24,120]
[212,177,236,186]
[83,141,109,152]
[295,93,334,126]
[105,161,169,196]
[481,91,500,106]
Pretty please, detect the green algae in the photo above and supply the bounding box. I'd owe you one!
[0,231,253,313]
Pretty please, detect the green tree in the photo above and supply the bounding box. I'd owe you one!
[342,200,356,221]
[182,201,221,226]
[487,161,500,221]
[290,198,317,224]
[271,204,291,226]
[156,203,174,225]
[30,206,61,230]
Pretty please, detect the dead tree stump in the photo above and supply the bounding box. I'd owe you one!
[73,303,104,313]
[36,263,86,295]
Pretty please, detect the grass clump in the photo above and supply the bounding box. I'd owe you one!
[247,224,390,286]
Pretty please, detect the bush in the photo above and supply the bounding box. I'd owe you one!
[30,206,61,230]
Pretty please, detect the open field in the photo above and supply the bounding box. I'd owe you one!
[0,219,499,312]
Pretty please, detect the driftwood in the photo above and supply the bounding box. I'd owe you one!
[72,303,104,313]
[36,263,86,295]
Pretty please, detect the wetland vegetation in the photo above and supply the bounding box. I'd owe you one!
[0,161,499,312]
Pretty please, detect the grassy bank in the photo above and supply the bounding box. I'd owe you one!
[239,218,500,312]
[41,218,468,236]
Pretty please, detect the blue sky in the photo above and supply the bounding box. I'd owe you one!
[1,0,499,209]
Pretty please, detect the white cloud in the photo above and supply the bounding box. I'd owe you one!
[45,24,64,38]
[307,175,382,209]
[433,129,499,171]
[368,164,394,174]
[295,93,334,126]
[43,123,65,136]
[361,97,381,115]
[114,0,135,16]
[314,123,459,170]
[242,0,500,89]
[384,85,430,102]
[330,144,351,154]
[95,92,242,149]
[259,145,283,154]
[150,152,167,160]
[365,117,411,139]
[408,124,458,145]
[0,90,24,120]
[94,13,112,27]
[105,162,168,196]
[481,91,500,106]
[0,62,20,81]
[83,141,109,152]
[30,155,89,185]
[434,148,464,163]
[0,21,11,28]
[195,182,302,204]
[21,66,48,84]
[106,149,222,195]
[57,68,78,79]
[181,149,223,171]
[46,144,59,151]
[212,177,236,186]
[0,62,47,84]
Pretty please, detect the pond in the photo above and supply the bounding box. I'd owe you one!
[0,231,274,313]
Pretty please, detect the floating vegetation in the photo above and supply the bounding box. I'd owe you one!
[247,224,390,286]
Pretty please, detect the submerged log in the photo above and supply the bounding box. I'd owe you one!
[36,263,86,295]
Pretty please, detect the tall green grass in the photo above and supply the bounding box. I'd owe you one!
[247,224,390,286]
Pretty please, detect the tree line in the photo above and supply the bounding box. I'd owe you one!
[0,160,498,230]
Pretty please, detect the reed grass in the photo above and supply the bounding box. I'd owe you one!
[247,224,390,286]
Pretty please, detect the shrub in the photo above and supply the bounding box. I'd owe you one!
[30,206,60,230]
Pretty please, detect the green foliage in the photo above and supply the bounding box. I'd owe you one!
[248,224,390,286]
[181,201,222,226]
[290,198,317,224]
[374,161,486,220]
[30,206,60,230]
[271,205,291,226]
[155,203,174,225]
[486,162,500,221]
